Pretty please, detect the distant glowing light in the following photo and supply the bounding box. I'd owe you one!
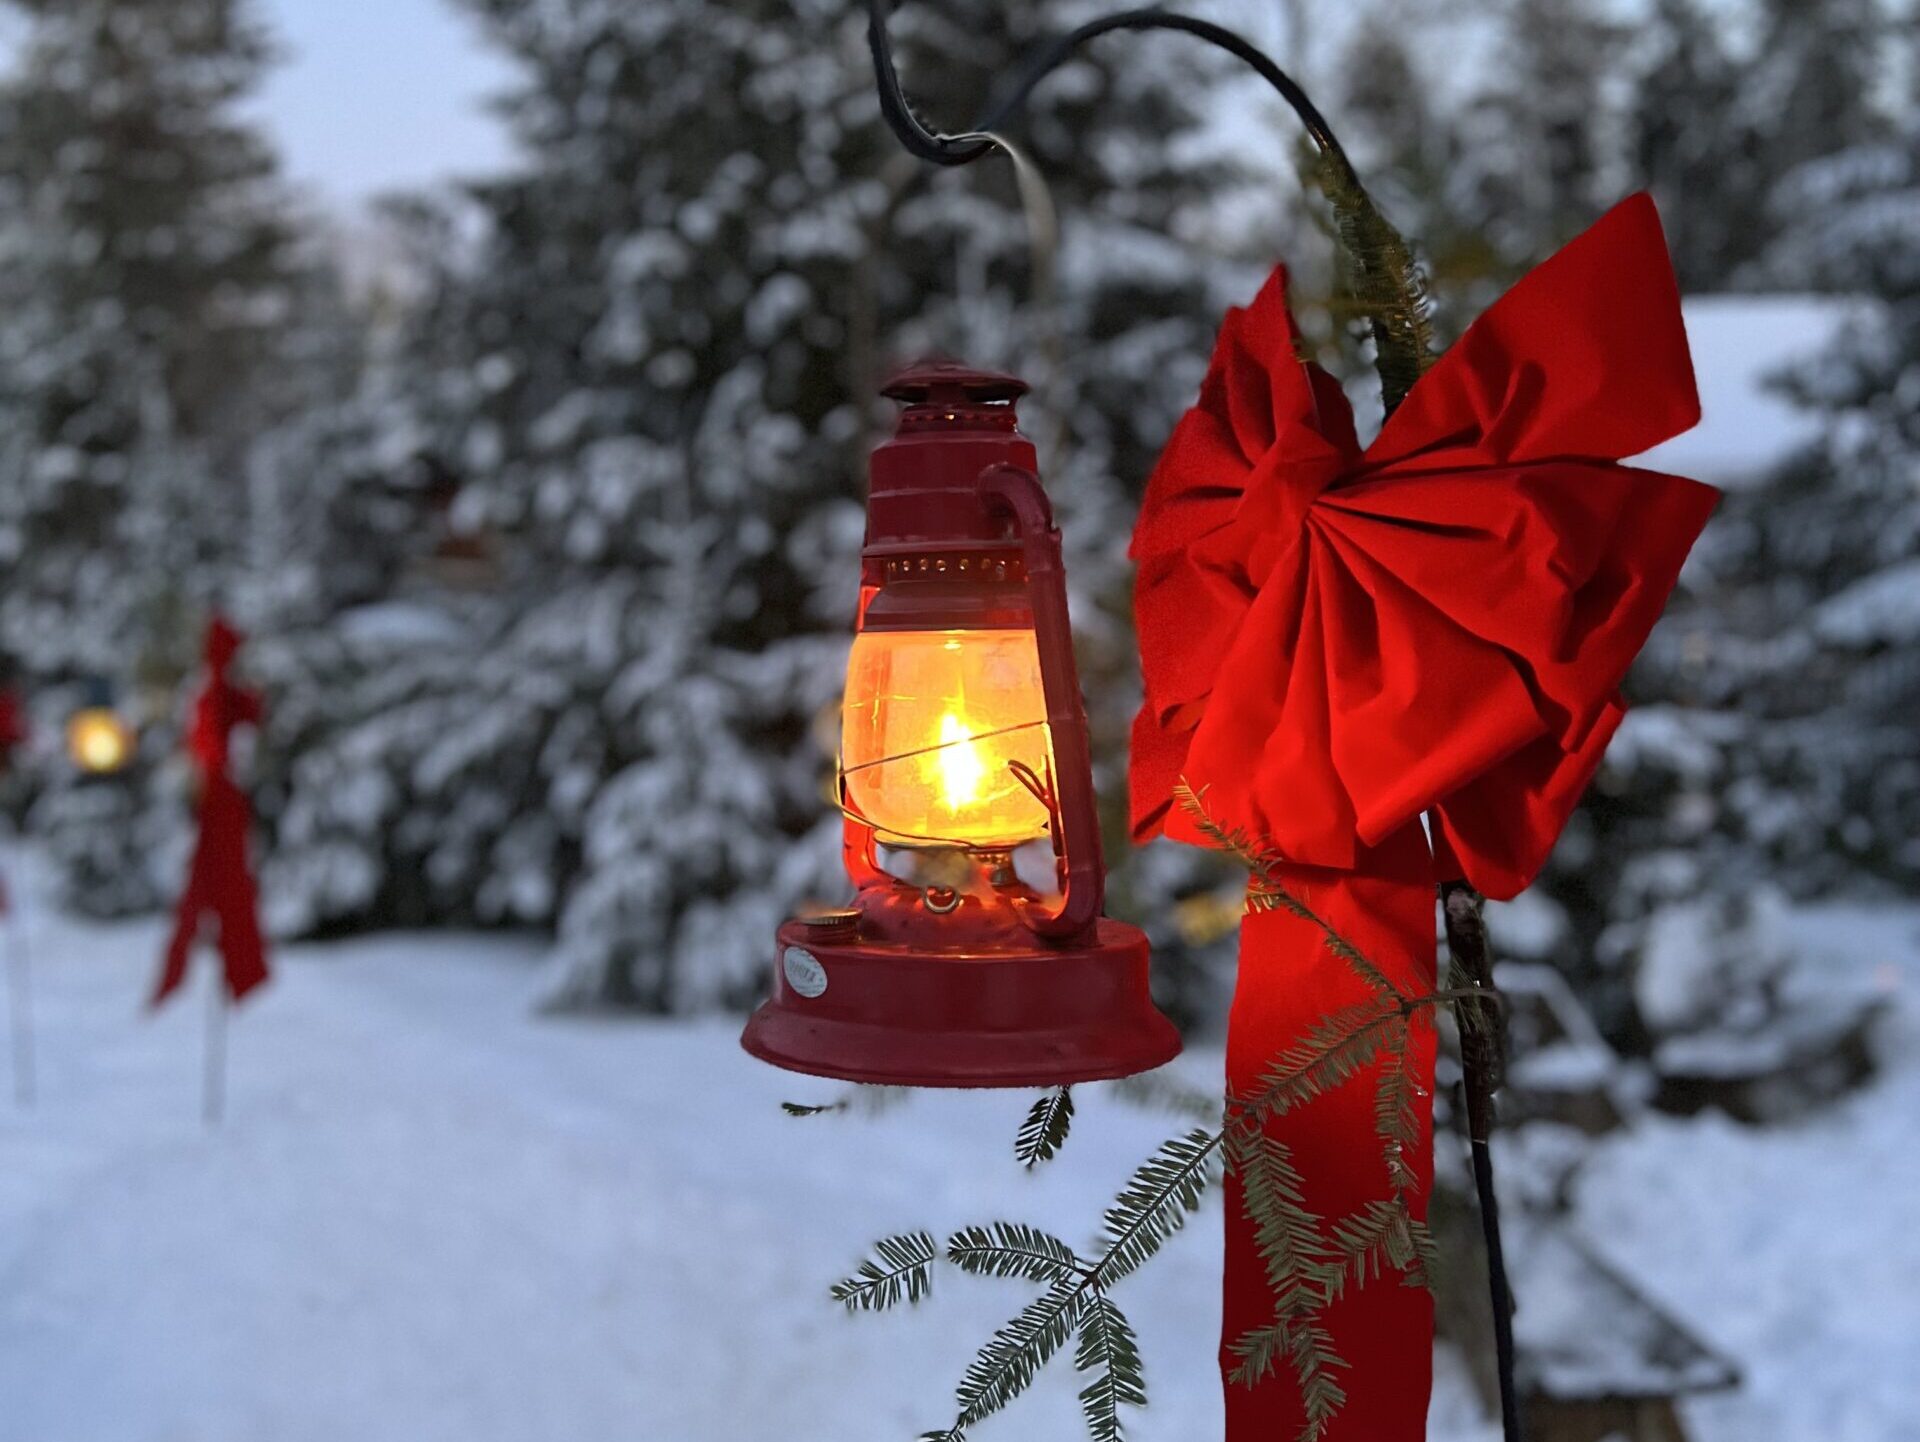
[68,708,135,775]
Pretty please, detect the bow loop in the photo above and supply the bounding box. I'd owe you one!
[1131,194,1719,899]
[1369,192,1702,475]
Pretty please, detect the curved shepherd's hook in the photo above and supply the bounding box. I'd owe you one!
[860,8,1518,1441]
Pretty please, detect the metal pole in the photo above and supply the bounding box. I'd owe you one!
[1442,881,1522,1442]
[204,971,227,1127]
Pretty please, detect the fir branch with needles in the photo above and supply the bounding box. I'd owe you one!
[830,788,1454,1442]
[1310,151,1438,413]
[782,1085,911,1119]
[831,1230,939,1312]
[1015,1086,1075,1168]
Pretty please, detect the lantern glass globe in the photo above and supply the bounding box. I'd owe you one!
[841,628,1052,849]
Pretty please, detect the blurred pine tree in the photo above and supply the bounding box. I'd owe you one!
[261,0,1256,1014]
[0,0,311,678]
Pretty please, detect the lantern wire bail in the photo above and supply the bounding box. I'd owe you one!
[941,129,1058,310]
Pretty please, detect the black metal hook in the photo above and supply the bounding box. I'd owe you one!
[865,0,1359,179]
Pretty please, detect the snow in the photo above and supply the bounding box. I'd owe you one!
[3,842,1918,1442]
[336,602,471,650]
[1809,558,1920,648]
[1574,902,1920,1442]
[1634,295,1873,487]
[1508,1215,1737,1400]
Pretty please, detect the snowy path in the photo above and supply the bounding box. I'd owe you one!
[0,844,1253,1442]
[1,841,1914,1441]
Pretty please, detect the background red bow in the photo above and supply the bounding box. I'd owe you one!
[154,617,269,1008]
[1130,193,1719,1438]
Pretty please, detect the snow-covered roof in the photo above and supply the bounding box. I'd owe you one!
[1635,295,1872,488]
[1511,1216,1741,1401]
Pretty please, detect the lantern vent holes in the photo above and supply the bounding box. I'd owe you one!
[895,402,1018,435]
[881,552,1026,582]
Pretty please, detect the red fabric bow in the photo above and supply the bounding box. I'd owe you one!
[0,689,25,765]
[1129,194,1717,1438]
[0,688,21,919]
[155,617,269,1007]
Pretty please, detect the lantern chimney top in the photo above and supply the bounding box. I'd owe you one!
[883,360,1027,412]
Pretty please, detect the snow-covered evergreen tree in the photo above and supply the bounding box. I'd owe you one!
[1335,20,1509,338]
[1629,0,1768,290]
[0,0,305,678]
[1536,118,1920,1040]
[0,0,361,917]
[1456,0,1625,268]
[255,0,1250,1014]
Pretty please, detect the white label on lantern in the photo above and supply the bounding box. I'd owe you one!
[783,946,829,999]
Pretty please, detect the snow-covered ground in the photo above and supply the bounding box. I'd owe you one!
[1,841,1914,1442]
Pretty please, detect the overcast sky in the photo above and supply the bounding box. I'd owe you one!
[251,0,519,210]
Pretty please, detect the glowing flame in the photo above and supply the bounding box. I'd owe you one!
[841,627,1052,847]
[933,713,987,811]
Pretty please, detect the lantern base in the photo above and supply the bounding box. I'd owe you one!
[740,918,1181,1088]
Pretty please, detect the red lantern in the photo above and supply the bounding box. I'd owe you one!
[741,363,1181,1087]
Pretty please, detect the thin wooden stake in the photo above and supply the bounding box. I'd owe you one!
[204,971,227,1127]
[6,890,33,1108]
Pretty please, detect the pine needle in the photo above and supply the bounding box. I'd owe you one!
[946,1222,1084,1285]
[1178,781,1406,1004]
[1234,999,1403,1126]
[1287,1320,1351,1442]
[1075,1296,1147,1442]
[830,1230,937,1312]
[1372,1030,1426,1204]
[1014,1086,1075,1168]
[1227,1128,1341,1310]
[954,1282,1088,1426]
[781,1085,910,1118]
[1226,1321,1292,1388]
[1310,151,1436,416]
[1093,1129,1222,1286]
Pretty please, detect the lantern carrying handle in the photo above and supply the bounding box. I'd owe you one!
[976,463,1103,948]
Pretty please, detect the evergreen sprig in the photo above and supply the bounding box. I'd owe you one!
[1093,1129,1221,1286]
[1015,1086,1075,1167]
[1075,1296,1147,1442]
[782,1085,910,1119]
[955,1282,1088,1425]
[834,787,1446,1442]
[1310,152,1437,414]
[1182,780,1406,1006]
[831,1230,938,1312]
[946,1222,1083,1284]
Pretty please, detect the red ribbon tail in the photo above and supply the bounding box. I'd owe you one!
[153,777,269,1007]
[1223,827,1438,1440]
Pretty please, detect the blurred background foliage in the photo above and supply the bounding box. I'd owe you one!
[0,0,1913,1054]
